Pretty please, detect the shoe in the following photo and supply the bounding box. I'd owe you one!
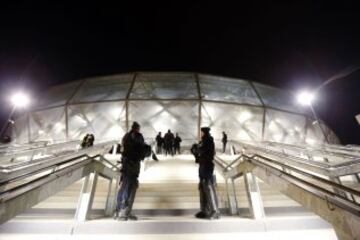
[117,214,138,221]
[207,211,220,220]
[113,211,119,220]
[127,214,138,221]
[195,211,206,219]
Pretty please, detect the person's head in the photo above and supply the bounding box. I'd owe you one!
[176,133,178,136]
[201,127,211,138]
[168,129,171,133]
[158,132,161,135]
[131,121,141,132]
[223,131,225,135]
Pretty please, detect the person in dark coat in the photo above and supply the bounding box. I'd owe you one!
[164,129,175,156]
[155,132,163,154]
[222,131,228,153]
[114,122,149,221]
[192,127,220,220]
[80,134,90,149]
[174,133,182,154]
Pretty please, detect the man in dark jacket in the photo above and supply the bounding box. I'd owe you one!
[222,131,227,153]
[174,133,182,154]
[155,132,163,154]
[115,122,149,221]
[164,129,174,156]
[192,127,220,220]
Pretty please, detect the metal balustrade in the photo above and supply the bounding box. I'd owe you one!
[214,140,360,240]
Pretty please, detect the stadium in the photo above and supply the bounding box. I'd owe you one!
[13,72,338,145]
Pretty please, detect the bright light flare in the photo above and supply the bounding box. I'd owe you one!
[10,92,30,108]
[296,91,315,106]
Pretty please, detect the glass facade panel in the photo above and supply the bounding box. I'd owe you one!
[264,109,306,143]
[13,114,28,143]
[128,100,199,140]
[29,107,66,142]
[199,74,262,105]
[68,102,126,141]
[70,74,133,103]
[253,82,309,114]
[201,102,264,142]
[305,119,339,145]
[36,81,83,109]
[130,73,198,99]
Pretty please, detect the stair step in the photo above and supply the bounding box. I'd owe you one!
[0,216,335,237]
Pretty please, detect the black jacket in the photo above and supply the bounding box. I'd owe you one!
[198,135,215,164]
[122,131,145,161]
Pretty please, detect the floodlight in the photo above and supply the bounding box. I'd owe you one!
[296,91,315,106]
[10,92,30,108]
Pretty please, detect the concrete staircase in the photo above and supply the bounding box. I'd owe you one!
[0,154,338,239]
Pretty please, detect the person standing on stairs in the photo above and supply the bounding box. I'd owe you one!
[174,132,182,154]
[155,132,163,154]
[193,127,220,220]
[222,131,227,153]
[114,121,150,221]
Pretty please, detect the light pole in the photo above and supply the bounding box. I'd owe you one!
[0,92,30,140]
[296,90,329,143]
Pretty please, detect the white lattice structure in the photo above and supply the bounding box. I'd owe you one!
[12,72,339,144]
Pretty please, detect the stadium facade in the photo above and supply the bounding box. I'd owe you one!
[13,72,339,144]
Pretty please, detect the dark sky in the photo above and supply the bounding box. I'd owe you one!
[0,1,359,143]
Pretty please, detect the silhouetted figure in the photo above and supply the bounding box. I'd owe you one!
[164,129,174,156]
[222,132,227,153]
[155,132,163,154]
[192,127,220,220]
[115,122,150,221]
[81,134,90,148]
[88,134,95,147]
[1,135,11,143]
[174,133,182,154]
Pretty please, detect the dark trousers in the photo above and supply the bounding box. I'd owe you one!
[222,142,227,153]
[116,159,140,214]
[156,143,162,154]
[174,144,180,154]
[198,163,219,215]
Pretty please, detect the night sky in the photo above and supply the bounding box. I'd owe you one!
[0,1,359,143]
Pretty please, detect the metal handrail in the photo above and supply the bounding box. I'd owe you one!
[232,140,360,172]
[0,140,118,183]
[0,140,80,159]
[213,153,360,216]
[256,140,360,160]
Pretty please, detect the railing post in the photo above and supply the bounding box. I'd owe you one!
[74,172,98,221]
[244,171,265,219]
[225,178,239,215]
[105,177,119,216]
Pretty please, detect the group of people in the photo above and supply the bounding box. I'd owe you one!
[155,130,182,156]
[114,122,220,221]
[80,133,95,148]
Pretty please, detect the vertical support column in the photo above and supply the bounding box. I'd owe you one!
[249,81,265,141]
[244,171,265,219]
[125,101,129,131]
[65,105,69,141]
[261,108,266,141]
[27,112,31,143]
[126,72,137,132]
[195,73,202,140]
[75,172,98,222]
[198,102,202,139]
[225,178,239,215]
[105,177,120,216]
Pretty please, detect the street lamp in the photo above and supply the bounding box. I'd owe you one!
[0,91,30,141]
[296,90,315,106]
[296,90,329,143]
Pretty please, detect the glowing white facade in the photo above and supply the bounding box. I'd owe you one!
[13,72,339,144]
